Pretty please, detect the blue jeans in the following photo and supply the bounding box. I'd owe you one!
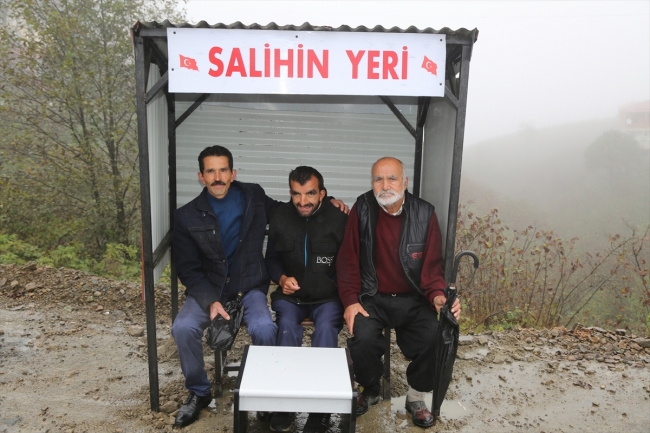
[271,299,343,348]
[171,290,277,396]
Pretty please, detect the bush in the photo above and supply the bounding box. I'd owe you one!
[0,232,42,264]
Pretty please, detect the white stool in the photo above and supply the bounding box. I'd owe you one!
[234,345,357,432]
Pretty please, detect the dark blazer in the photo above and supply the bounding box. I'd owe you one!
[172,181,278,311]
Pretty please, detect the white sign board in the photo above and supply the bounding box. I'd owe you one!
[167,29,446,97]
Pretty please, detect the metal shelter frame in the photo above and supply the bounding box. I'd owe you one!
[131,21,478,411]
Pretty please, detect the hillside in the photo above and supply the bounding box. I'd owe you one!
[460,118,650,251]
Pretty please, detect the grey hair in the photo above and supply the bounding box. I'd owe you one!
[371,156,407,179]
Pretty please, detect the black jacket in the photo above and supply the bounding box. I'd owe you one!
[356,190,434,301]
[266,199,347,304]
[172,182,278,311]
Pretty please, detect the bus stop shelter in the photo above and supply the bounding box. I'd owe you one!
[131,20,478,411]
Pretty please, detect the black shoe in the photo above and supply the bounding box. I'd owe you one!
[303,413,331,433]
[405,399,435,428]
[269,412,294,432]
[256,411,273,422]
[173,392,212,427]
[356,383,381,416]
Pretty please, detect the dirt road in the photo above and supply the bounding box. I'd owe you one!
[1,263,649,433]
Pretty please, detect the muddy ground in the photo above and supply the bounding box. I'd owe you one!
[1,262,649,433]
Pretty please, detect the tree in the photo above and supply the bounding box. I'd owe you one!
[584,129,646,176]
[0,0,184,255]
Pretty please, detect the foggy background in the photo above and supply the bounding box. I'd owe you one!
[181,0,650,249]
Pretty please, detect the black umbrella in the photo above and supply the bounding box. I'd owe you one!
[206,292,244,351]
[431,250,479,421]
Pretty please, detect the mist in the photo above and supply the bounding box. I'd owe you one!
[183,0,650,145]
[180,0,650,248]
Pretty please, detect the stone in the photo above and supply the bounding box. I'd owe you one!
[160,401,178,414]
[635,339,650,349]
[492,354,510,364]
[477,336,489,346]
[459,335,475,346]
[24,282,42,292]
[10,280,19,288]
[127,326,145,337]
[0,278,6,288]
[602,343,614,352]
[615,329,626,336]
[593,327,607,334]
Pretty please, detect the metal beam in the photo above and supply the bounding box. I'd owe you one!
[443,43,472,283]
[175,93,210,128]
[380,95,416,139]
[140,28,167,38]
[412,97,430,197]
[152,229,172,268]
[167,92,179,322]
[145,71,168,105]
[444,87,460,110]
[134,34,160,412]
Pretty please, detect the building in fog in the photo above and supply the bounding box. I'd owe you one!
[619,100,650,149]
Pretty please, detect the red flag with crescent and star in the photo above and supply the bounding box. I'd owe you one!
[179,54,199,71]
[421,56,438,76]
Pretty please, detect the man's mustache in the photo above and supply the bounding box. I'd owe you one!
[210,181,226,186]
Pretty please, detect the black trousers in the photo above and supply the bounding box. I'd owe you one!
[348,292,439,393]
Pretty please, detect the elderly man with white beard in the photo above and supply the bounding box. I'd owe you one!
[336,157,461,429]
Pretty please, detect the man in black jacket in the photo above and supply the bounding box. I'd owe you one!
[171,145,279,427]
[337,157,460,429]
[264,166,347,433]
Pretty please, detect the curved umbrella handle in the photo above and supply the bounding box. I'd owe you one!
[450,250,479,285]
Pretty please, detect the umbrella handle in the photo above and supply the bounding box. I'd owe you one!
[450,250,479,285]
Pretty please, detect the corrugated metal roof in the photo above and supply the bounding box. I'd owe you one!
[135,20,478,42]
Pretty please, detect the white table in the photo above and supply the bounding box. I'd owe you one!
[234,345,357,432]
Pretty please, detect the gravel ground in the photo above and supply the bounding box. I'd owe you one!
[1,263,649,433]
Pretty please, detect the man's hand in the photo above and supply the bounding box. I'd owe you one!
[209,301,230,321]
[279,275,301,295]
[330,198,350,215]
[344,303,369,336]
[432,295,461,320]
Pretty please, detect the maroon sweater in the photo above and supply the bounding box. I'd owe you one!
[337,204,446,309]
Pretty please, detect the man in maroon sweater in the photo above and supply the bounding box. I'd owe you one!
[337,157,461,429]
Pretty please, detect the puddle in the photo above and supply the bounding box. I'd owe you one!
[391,393,473,419]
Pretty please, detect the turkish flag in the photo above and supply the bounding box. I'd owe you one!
[421,56,437,76]
[179,54,199,71]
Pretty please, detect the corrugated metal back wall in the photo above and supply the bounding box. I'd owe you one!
[175,98,417,208]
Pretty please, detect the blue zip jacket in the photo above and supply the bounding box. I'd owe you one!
[172,181,279,311]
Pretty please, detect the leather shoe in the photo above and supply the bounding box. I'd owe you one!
[405,399,434,428]
[269,412,294,432]
[174,392,212,428]
[303,413,330,433]
[356,392,380,416]
[256,411,273,422]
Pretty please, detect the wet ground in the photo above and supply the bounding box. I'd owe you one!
[1,263,649,432]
